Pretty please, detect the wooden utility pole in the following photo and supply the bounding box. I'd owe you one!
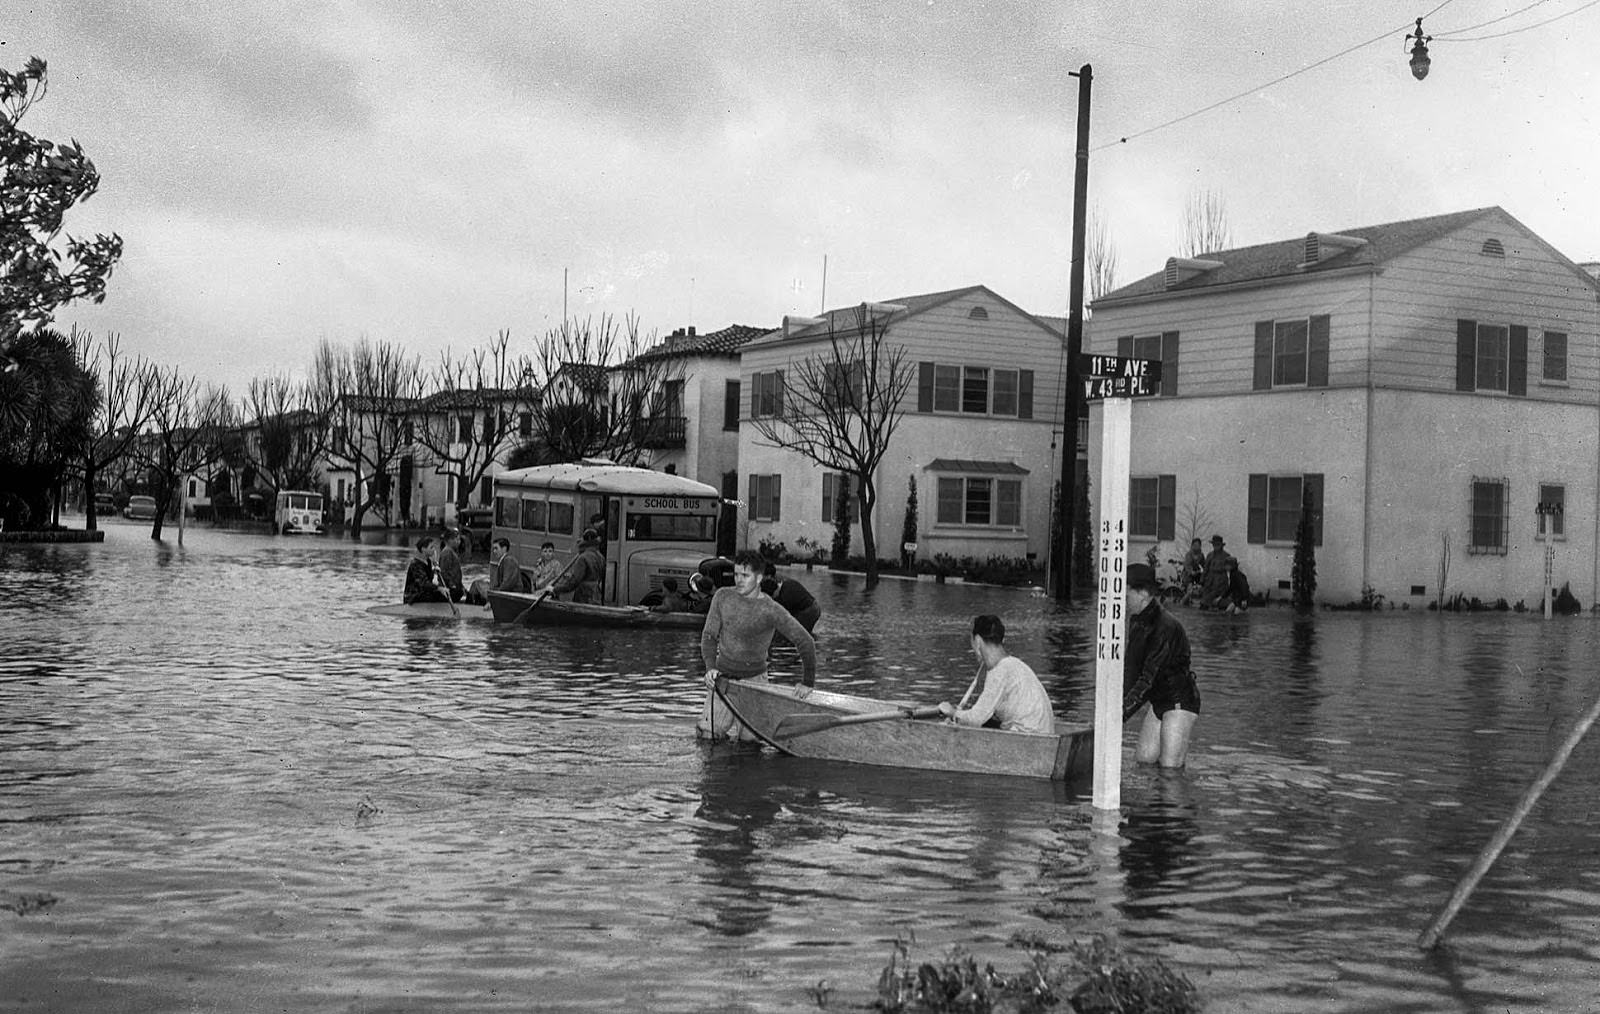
[1054,64,1091,601]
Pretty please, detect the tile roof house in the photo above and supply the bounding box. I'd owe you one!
[1087,206,1600,605]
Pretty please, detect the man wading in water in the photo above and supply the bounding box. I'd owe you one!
[698,550,818,742]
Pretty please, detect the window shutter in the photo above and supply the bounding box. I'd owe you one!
[1508,325,1528,396]
[1253,322,1273,390]
[1158,474,1176,541]
[1117,335,1133,359]
[1456,319,1477,391]
[1160,331,1179,396]
[724,380,740,430]
[774,370,785,417]
[1247,473,1268,543]
[1018,370,1034,419]
[750,372,761,417]
[821,473,833,523]
[772,474,782,521]
[918,362,934,412]
[1307,315,1330,387]
[748,473,758,518]
[1305,472,1324,546]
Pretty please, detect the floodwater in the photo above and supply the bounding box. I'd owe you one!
[3,523,1600,1013]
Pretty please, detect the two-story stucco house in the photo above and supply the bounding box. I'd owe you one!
[1087,206,1600,606]
[627,324,771,499]
[736,285,1070,566]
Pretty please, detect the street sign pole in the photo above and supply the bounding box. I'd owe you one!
[1092,395,1132,811]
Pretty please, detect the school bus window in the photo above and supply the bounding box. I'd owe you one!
[548,500,575,535]
[496,496,518,528]
[626,512,716,542]
[520,498,546,532]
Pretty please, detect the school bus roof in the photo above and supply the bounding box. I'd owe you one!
[494,462,719,499]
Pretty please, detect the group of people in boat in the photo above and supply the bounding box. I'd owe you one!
[700,553,1201,769]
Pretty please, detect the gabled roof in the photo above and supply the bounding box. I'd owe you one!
[746,284,1066,347]
[552,362,610,393]
[1095,206,1533,305]
[629,323,772,365]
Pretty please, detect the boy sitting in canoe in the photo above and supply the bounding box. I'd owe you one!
[937,614,1054,735]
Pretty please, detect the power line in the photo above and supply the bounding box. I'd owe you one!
[1435,0,1600,41]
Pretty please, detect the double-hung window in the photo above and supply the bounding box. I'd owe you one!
[918,363,1034,418]
[932,464,1025,527]
[1468,477,1509,554]
[1536,483,1565,540]
[1116,332,1180,396]
[1128,475,1176,540]
[1252,317,1329,390]
[1456,319,1528,395]
[1247,473,1324,545]
[821,473,859,523]
[748,474,782,522]
[751,370,785,418]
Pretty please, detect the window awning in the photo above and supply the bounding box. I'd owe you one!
[925,458,1029,475]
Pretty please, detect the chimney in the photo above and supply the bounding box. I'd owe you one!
[687,326,696,337]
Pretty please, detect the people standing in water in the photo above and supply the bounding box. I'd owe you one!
[1123,562,1201,767]
[403,537,450,605]
[937,614,1054,734]
[698,550,818,742]
[1198,534,1235,609]
[760,560,821,632]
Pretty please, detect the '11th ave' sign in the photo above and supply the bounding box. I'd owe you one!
[1081,354,1162,399]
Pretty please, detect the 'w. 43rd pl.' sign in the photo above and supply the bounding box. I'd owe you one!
[1081,354,1163,400]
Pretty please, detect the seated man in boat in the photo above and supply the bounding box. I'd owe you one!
[760,560,821,633]
[435,528,468,602]
[698,550,818,742]
[466,537,527,604]
[937,614,1054,735]
[684,572,714,614]
[1123,562,1201,768]
[536,529,606,604]
[402,537,451,605]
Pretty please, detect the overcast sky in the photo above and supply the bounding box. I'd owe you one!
[12,0,1599,390]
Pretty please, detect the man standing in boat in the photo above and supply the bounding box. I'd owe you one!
[937,614,1054,734]
[536,529,606,604]
[1123,562,1201,767]
[698,550,818,742]
[402,537,451,605]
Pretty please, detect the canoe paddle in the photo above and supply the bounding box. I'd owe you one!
[511,553,583,625]
[773,705,944,740]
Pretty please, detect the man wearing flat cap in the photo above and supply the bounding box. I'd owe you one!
[1123,562,1201,767]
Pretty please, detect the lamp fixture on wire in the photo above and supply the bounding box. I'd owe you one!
[1406,17,1432,80]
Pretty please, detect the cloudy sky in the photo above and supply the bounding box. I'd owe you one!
[12,0,1599,390]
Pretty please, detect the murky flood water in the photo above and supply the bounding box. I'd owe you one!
[4,523,1600,1012]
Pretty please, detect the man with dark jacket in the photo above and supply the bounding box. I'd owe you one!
[538,529,606,604]
[1123,562,1201,767]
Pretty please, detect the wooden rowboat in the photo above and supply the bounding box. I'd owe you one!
[487,589,705,629]
[714,677,1093,781]
[365,602,493,621]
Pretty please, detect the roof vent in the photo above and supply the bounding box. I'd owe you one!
[1303,231,1367,266]
[783,314,825,337]
[968,306,989,319]
[1481,238,1505,258]
[1164,256,1224,288]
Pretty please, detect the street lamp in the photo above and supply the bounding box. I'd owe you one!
[1406,18,1432,80]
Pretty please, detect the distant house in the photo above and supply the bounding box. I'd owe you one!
[625,323,771,497]
[1088,206,1600,606]
[736,285,1069,566]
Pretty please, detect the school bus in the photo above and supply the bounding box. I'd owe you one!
[491,462,723,605]
[275,490,325,535]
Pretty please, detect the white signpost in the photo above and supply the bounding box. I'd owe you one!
[1082,354,1161,812]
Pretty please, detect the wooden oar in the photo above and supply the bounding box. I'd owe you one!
[957,662,984,710]
[511,553,582,625]
[773,705,944,740]
[1418,687,1600,950]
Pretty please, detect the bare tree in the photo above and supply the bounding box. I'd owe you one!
[139,366,234,540]
[242,373,332,495]
[1088,204,1120,303]
[72,329,159,529]
[1179,185,1232,257]
[315,338,421,538]
[521,315,683,465]
[749,304,915,588]
[413,329,537,509]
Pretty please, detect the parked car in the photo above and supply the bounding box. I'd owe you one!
[458,507,494,552]
[123,495,158,521]
[93,493,117,516]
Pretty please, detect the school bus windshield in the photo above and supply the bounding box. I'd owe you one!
[625,512,716,542]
